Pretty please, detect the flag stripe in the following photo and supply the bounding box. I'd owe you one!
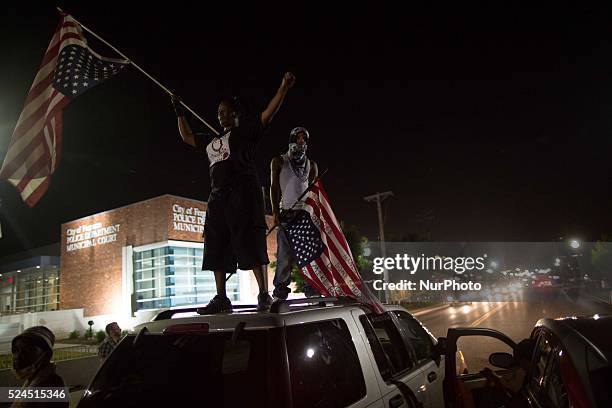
[321,246,363,296]
[1,92,68,178]
[22,65,57,108]
[310,194,363,286]
[313,259,338,295]
[3,87,62,169]
[304,196,363,285]
[286,180,385,313]
[16,157,46,191]
[10,146,45,183]
[304,261,334,292]
[307,188,353,257]
[317,253,351,296]
[23,178,51,207]
[304,264,331,296]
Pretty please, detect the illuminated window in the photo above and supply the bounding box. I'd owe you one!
[133,245,239,311]
[9,267,60,313]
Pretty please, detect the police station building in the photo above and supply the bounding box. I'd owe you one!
[0,194,277,336]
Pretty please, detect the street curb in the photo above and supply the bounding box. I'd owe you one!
[412,304,450,317]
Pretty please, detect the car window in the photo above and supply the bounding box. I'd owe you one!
[529,334,553,393]
[360,313,413,379]
[359,314,394,380]
[545,348,569,408]
[393,311,435,363]
[455,336,514,376]
[82,329,284,407]
[286,319,366,408]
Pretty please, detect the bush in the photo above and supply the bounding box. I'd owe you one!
[68,330,80,340]
[84,328,93,340]
[95,330,106,344]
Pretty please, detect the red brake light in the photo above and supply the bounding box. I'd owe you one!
[163,323,210,334]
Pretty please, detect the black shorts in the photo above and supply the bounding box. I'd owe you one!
[202,183,269,271]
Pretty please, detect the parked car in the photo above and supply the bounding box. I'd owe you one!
[77,297,446,407]
[441,314,612,408]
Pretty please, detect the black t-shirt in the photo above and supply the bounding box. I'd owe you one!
[194,115,265,190]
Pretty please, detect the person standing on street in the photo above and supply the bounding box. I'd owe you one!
[98,322,121,363]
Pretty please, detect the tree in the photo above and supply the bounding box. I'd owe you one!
[341,223,372,272]
[591,236,612,285]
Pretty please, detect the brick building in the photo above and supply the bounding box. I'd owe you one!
[60,194,277,319]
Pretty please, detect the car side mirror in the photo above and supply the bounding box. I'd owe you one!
[489,352,515,369]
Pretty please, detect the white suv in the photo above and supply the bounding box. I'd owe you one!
[77,297,445,408]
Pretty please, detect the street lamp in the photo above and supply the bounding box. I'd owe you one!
[570,240,580,249]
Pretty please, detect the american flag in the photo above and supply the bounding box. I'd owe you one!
[283,180,385,314]
[0,14,128,207]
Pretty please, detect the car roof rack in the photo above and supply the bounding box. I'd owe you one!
[152,297,373,320]
[152,304,259,321]
[269,296,368,313]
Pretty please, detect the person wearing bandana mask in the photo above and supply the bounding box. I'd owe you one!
[10,326,68,408]
[270,127,319,300]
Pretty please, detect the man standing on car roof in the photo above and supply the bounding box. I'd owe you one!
[270,126,320,301]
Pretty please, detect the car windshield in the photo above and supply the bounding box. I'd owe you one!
[78,329,286,407]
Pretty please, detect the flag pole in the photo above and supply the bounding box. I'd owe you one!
[56,7,219,136]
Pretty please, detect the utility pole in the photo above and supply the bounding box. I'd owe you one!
[364,191,394,303]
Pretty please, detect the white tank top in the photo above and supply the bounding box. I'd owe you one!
[279,154,310,210]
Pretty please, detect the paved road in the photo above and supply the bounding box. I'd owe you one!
[417,288,612,373]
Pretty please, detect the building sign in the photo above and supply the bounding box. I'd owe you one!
[172,204,205,234]
[66,222,121,252]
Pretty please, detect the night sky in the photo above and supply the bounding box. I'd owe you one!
[2,3,612,255]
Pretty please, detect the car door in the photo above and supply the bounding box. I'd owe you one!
[391,310,445,408]
[443,327,518,408]
[353,310,429,408]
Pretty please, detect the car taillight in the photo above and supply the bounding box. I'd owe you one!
[163,323,210,334]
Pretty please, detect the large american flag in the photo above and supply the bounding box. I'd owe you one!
[0,14,128,206]
[283,180,385,314]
